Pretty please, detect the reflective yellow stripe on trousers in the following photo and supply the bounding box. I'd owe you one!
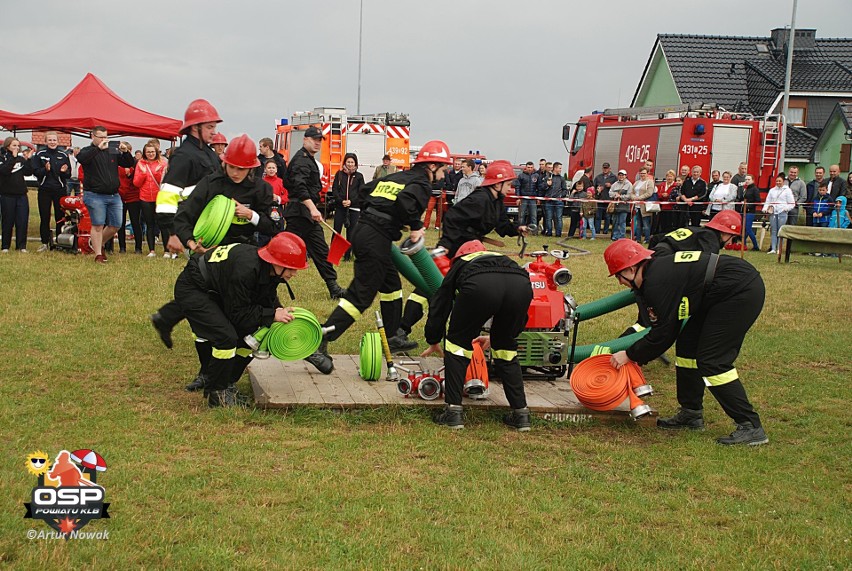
[704,368,738,386]
[407,292,428,307]
[675,356,698,369]
[491,349,517,361]
[379,290,403,302]
[212,347,236,359]
[444,340,473,359]
[338,298,361,320]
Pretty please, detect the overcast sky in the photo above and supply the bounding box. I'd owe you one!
[0,0,848,162]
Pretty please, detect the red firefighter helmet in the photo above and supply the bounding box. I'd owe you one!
[604,239,654,276]
[414,140,452,164]
[258,232,309,270]
[180,99,222,133]
[453,239,486,261]
[706,210,742,235]
[211,132,228,146]
[481,160,517,187]
[222,134,261,168]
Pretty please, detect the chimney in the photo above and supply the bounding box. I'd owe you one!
[771,27,817,51]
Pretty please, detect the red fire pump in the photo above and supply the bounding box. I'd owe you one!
[55,195,93,254]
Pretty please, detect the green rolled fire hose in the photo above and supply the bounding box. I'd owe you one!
[359,332,383,381]
[193,194,235,248]
[574,290,636,322]
[252,308,322,361]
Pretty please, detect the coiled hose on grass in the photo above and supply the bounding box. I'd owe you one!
[193,195,235,248]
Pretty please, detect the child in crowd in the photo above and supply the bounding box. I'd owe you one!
[811,181,832,227]
[262,160,287,204]
[828,195,851,229]
[580,188,597,239]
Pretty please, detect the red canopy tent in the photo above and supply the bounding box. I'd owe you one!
[0,73,182,139]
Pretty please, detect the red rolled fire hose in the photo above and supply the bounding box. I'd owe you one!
[569,355,653,420]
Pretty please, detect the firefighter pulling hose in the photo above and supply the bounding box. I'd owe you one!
[603,239,769,445]
[304,140,454,375]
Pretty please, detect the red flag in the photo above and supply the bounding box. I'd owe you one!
[327,230,352,266]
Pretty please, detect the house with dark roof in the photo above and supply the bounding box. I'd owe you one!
[632,28,852,178]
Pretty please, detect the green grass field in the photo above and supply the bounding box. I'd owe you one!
[1,196,850,568]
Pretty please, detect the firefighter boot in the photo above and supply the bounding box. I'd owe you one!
[305,339,334,375]
[150,312,173,349]
[657,407,705,430]
[716,422,769,446]
[503,407,532,432]
[433,404,464,429]
[185,371,208,392]
[387,328,417,353]
[326,280,347,300]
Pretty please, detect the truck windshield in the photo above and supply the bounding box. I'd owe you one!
[572,123,587,153]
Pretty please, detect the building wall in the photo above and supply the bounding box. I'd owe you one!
[813,114,849,173]
[634,48,681,107]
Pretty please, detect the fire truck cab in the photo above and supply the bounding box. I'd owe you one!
[565,102,781,187]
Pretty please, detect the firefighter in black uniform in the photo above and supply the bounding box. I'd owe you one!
[391,160,528,352]
[604,239,769,446]
[303,140,453,374]
[648,209,742,256]
[172,232,308,407]
[151,135,276,392]
[282,125,346,300]
[157,98,223,255]
[150,99,223,390]
[623,209,744,337]
[421,240,534,431]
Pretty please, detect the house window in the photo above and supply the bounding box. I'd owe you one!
[785,99,807,126]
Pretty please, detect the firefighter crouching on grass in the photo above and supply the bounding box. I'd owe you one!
[421,240,533,431]
[151,135,276,393]
[303,140,453,375]
[173,233,309,408]
[390,160,528,352]
[604,239,769,446]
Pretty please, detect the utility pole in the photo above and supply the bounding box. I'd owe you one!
[357,0,364,114]
[778,0,798,175]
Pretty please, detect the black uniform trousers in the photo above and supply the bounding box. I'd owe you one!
[687,204,704,227]
[285,216,337,286]
[443,273,532,408]
[174,266,252,392]
[323,224,402,342]
[674,276,765,428]
[37,188,65,245]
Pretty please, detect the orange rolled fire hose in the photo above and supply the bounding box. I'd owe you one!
[569,355,653,420]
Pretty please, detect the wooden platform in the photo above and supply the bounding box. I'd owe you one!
[249,355,657,426]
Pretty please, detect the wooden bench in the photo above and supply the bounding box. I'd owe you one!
[777,226,852,263]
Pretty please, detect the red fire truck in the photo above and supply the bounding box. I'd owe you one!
[564,103,781,187]
[274,107,411,199]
